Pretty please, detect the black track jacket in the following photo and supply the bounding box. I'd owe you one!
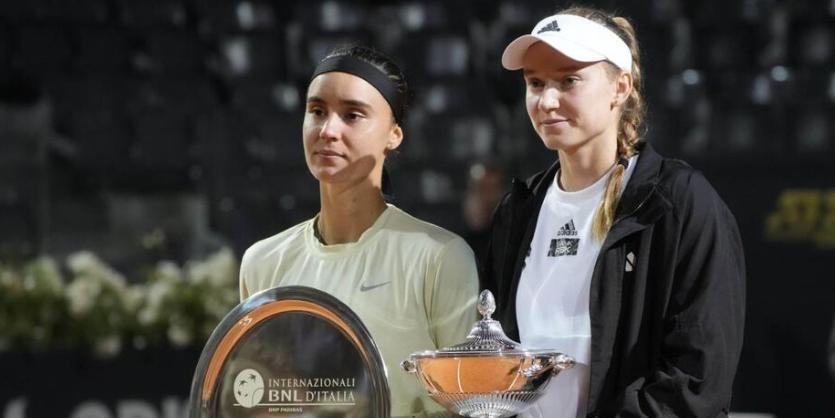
[480,142,746,417]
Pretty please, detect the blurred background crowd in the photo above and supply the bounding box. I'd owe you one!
[0,0,833,417]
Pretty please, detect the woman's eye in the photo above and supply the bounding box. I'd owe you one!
[526,79,543,89]
[345,112,364,121]
[562,77,579,88]
[308,107,325,116]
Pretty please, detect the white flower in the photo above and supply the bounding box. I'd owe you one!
[0,270,20,290]
[155,260,183,282]
[186,247,237,287]
[2,247,246,352]
[24,256,63,294]
[124,285,144,313]
[168,322,192,347]
[137,305,157,326]
[67,251,127,290]
[66,278,102,318]
[67,251,98,274]
[95,334,122,357]
[147,279,175,309]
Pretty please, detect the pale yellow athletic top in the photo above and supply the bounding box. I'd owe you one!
[240,204,479,417]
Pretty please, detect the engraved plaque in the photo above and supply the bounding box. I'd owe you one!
[189,286,390,417]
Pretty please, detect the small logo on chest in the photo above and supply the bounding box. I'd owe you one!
[360,281,391,292]
[547,219,579,257]
[557,220,578,236]
[625,251,636,272]
[548,238,579,257]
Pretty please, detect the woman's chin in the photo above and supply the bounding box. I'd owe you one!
[308,164,343,180]
[539,135,572,152]
[539,132,595,154]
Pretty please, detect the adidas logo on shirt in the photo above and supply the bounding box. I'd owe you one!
[557,220,578,236]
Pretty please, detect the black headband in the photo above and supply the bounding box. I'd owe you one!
[311,55,404,124]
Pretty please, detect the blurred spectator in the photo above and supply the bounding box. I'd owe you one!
[461,161,507,263]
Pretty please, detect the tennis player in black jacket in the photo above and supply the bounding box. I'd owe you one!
[481,6,746,417]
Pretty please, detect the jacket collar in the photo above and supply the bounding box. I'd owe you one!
[604,141,669,247]
[615,141,664,218]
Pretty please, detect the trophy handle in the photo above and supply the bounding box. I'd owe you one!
[521,353,576,377]
[551,353,576,373]
[520,357,549,377]
[401,359,418,374]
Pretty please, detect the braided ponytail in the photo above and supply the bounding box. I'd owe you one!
[560,7,646,242]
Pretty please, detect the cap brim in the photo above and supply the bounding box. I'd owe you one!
[501,33,607,70]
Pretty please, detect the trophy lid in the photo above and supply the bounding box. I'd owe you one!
[438,290,525,354]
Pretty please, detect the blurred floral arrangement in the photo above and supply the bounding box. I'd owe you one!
[0,248,239,357]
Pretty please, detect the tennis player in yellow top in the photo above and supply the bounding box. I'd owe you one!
[239,45,479,418]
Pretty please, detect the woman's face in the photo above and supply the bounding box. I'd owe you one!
[522,41,626,153]
[303,72,402,187]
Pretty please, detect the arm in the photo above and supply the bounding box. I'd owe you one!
[620,172,746,417]
[425,237,480,349]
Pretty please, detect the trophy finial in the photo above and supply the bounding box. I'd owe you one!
[477,290,495,319]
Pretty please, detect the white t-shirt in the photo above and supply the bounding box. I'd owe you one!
[240,204,479,418]
[517,155,638,418]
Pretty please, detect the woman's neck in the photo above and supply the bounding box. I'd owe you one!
[557,133,618,192]
[316,181,388,245]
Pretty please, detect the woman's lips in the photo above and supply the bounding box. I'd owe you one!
[542,118,568,126]
[314,149,345,158]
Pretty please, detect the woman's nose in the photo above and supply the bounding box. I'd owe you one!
[539,86,561,112]
[319,114,341,141]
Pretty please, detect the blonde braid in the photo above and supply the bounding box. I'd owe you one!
[560,8,646,242]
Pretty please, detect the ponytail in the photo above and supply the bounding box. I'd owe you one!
[560,7,646,242]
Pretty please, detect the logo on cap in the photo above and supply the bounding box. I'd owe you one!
[537,19,561,33]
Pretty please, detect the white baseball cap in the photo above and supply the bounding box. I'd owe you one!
[501,14,632,71]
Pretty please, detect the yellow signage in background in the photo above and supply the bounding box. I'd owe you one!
[765,189,835,249]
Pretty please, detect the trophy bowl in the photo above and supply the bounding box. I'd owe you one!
[401,290,575,418]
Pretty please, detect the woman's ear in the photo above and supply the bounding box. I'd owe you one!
[613,71,633,107]
[387,123,404,151]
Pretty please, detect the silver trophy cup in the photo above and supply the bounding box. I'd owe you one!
[401,290,575,418]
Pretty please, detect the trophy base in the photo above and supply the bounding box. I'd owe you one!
[431,391,541,418]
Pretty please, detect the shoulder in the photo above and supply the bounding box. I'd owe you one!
[241,220,311,268]
[655,157,719,202]
[493,163,554,212]
[653,157,732,225]
[386,206,474,257]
